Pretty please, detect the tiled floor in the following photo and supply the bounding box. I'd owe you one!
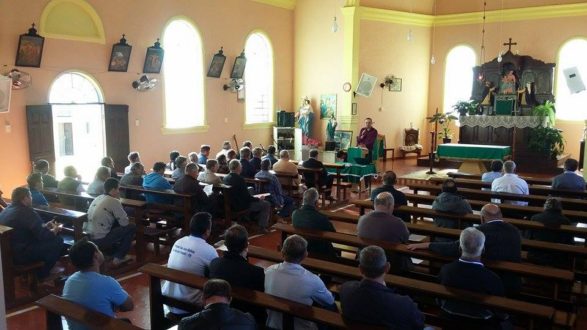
[6,157,586,329]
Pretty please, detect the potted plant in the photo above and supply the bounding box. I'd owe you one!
[427,112,458,143]
[452,100,479,116]
[532,100,556,127]
[528,126,565,159]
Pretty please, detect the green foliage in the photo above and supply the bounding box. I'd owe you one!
[427,112,458,139]
[528,126,565,159]
[532,100,556,127]
[452,100,479,116]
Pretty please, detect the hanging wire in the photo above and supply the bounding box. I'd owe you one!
[430,0,437,64]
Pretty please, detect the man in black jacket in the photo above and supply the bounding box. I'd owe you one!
[370,170,409,222]
[223,159,270,232]
[301,149,334,194]
[173,163,217,216]
[292,188,337,258]
[178,279,256,330]
[340,245,425,329]
[0,187,65,279]
[409,204,521,296]
[209,224,265,324]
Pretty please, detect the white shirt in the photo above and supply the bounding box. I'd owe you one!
[265,262,335,329]
[85,194,129,240]
[491,173,529,206]
[197,170,221,185]
[162,235,218,314]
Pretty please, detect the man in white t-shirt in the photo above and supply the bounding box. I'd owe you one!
[491,160,529,206]
[162,212,218,316]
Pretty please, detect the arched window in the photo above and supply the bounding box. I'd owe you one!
[556,38,587,121]
[244,32,274,124]
[162,18,205,129]
[443,45,476,112]
[49,71,102,103]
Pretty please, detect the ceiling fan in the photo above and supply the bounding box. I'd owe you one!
[7,69,32,90]
[132,74,158,91]
[223,78,244,92]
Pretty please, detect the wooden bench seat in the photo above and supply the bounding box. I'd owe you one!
[448,172,557,186]
[298,166,333,207]
[140,263,385,330]
[36,294,142,330]
[246,246,568,329]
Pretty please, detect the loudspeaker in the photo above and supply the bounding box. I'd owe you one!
[0,76,12,113]
[563,67,586,94]
[276,111,295,127]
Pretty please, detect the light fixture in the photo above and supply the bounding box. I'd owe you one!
[331,16,338,33]
[497,0,504,61]
[478,1,487,79]
[430,0,437,64]
[407,29,413,41]
[407,1,414,42]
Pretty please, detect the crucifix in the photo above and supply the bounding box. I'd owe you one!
[503,37,517,52]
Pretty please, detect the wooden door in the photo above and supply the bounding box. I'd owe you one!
[26,105,55,174]
[104,104,130,173]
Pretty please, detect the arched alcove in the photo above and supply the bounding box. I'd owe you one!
[39,0,106,44]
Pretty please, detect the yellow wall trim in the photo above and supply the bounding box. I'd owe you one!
[39,0,106,44]
[358,3,587,27]
[161,125,210,135]
[250,0,296,10]
[359,7,433,27]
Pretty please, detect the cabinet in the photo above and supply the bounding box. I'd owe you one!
[273,127,302,161]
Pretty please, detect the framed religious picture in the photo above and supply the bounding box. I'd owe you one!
[109,34,132,72]
[207,47,226,78]
[334,130,353,150]
[230,50,247,79]
[351,103,358,115]
[143,39,164,74]
[320,94,337,119]
[356,73,377,97]
[15,24,44,68]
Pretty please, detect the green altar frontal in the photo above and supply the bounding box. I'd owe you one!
[437,144,511,161]
[327,162,377,183]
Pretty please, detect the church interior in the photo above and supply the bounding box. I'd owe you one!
[2,0,587,329]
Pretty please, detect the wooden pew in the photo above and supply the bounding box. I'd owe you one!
[321,209,587,275]
[297,166,333,207]
[140,263,384,330]
[429,177,587,199]
[273,171,302,200]
[246,246,569,329]
[407,182,587,211]
[36,294,142,330]
[0,224,45,308]
[447,172,559,186]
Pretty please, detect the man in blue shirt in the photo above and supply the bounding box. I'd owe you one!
[27,172,49,206]
[239,147,256,178]
[63,239,134,329]
[198,145,211,165]
[552,158,585,191]
[481,160,503,184]
[143,162,173,204]
[255,159,294,217]
[261,145,278,166]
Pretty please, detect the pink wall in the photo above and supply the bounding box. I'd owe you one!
[0,0,293,192]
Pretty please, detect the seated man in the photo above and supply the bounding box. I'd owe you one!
[101,156,119,179]
[370,171,409,222]
[124,151,141,174]
[223,160,271,233]
[552,158,585,191]
[265,235,335,329]
[0,187,65,279]
[250,147,263,173]
[273,150,301,187]
[87,166,111,196]
[174,163,216,215]
[409,204,522,296]
[171,156,188,181]
[292,188,337,258]
[27,172,48,206]
[526,198,574,267]
[491,160,529,206]
[178,279,256,330]
[255,159,295,218]
[198,145,211,165]
[188,151,198,164]
[209,224,265,324]
[358,192,411,273]
[119,162,144,200]
[0,189,8,210]
[482,160,503,184]
[301,149,334,194]
[57,165,85,205]
[166,150,180,171]
[143,162,173,204]
[239,147,256,178]
[33,159,59,188]
[438,228,506,323]
[340,246,424,329]
[198,159,222,185]
[86,178,136,267]
[216,154,230,174]
[262,145,278,166]
[162,212,218,316]
[432,179,473,229]
[62,239,134,330]
[216,141,232,158]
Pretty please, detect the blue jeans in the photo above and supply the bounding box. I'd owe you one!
[93,224,136,259]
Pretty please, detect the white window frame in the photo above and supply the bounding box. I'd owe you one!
[244,31,274,128]
[443,45,477,113]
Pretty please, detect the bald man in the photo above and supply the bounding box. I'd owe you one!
[408,204,521,295]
